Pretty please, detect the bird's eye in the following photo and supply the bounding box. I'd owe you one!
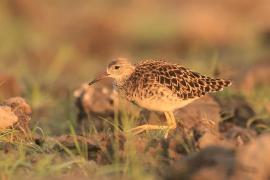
[114,66,120,70]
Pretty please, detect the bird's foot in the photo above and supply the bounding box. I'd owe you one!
[128,124,173,138]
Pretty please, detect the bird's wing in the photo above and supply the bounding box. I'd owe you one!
[134,60,231,100]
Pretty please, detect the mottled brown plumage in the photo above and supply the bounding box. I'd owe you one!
[110,59,231,113]
[89,58,232,137]
[124,59,231,101]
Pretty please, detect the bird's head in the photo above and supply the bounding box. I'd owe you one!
[89,58,135,86]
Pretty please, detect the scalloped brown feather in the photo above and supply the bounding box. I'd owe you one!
[122,59,231,101]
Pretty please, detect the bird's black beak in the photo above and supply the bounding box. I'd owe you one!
[89,71,110,86]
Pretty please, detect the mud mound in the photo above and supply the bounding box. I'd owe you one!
[162,134,270,180]
[174,96,220,140]
[0,97,32,133]
[0,106,18,130]
[163,146,236,180]
[74,80,117,132]
[233,134,270,180]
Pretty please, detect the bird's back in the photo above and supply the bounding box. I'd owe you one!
[119,59,231,111]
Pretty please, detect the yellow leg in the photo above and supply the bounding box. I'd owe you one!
[164,111,177,138]
[164,112,172,138]
[164,112,171,124]
[128,111,177,138]
[168,111,177,129]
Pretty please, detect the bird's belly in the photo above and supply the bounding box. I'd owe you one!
[134,98,197,112]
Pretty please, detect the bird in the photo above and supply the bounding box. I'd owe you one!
[89,58,231,138]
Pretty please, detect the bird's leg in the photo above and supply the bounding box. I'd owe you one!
[164,111,177,138]
[168,111,177,129]
[164,112,171,138]
[128,111,177,138]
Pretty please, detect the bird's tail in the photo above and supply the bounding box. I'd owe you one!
[207,78,232,92]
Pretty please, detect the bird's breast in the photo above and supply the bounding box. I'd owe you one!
[133,97,197,112]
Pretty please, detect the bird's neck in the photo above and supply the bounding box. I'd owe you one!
[114,74,131,88]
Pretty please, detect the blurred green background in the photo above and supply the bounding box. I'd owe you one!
[0,0,269,134]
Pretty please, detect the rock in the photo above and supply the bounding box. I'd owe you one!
[161,134,270,180]
[163,146,236,180]
[216,95,255,128]
[233,134,270,180]
[74,80,117,132]
[0,97,32,132]
[198,126,256,150]
[0,106,18,130]
[198,132,220,149]
[74,81,116,116]
[222,126,256,147]
[174,96,221,137]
